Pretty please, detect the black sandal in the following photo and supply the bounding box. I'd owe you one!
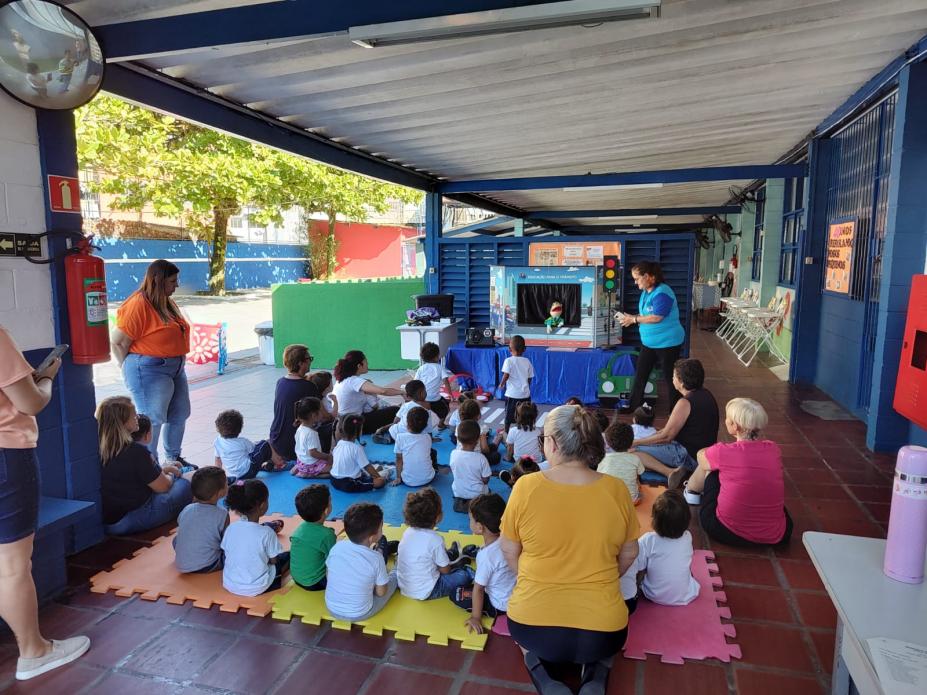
[523,652,572,695]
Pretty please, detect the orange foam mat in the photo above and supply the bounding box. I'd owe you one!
[635,484,664,536]
[90,514,343,617]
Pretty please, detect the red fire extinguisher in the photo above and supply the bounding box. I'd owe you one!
[64,236,111,365]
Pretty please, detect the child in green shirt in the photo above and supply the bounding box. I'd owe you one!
[290,485,336,590]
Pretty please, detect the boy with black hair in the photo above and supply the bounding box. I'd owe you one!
[397,488,474,600]
[451,494,517,634]
[598,422,645,503]
[392,407,438,488]
[132,414,153,446]
[498,335,534,435]
[214,409,273,482]
[290,485,335,591]
[372,379,439,445]
[620,490,699,611]
[415,342,452,429]
[450,420,492,513]
[173,466,229,573]
[325,503,398,621]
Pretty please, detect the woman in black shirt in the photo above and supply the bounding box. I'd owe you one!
[98,396,192,535]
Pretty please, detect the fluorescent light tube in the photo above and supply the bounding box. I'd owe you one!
[561,183,665,192]
[594,214,659,220]
[349,0,661,48]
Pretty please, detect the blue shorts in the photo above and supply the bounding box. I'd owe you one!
[635,442,695,471]
[0,448,40,544]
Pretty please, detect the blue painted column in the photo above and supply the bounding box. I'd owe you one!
[424,191,441,294]
[36,110,104,551]
[867,61,927,450]
[790,138,834,384]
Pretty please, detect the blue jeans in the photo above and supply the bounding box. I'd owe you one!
[428,566,476,600]
[123,354,191,462]
[104,477,193,535]
[635,441,696,471]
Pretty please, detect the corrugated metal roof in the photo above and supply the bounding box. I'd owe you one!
[85,0,927,219]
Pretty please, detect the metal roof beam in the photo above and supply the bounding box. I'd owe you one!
[529,206,741,218]
[559,223,701,233]
[444,216,513,236]
[437,164,808,193]
[102,64,434,191]
[95,1,565,62]
[443,193,557,231]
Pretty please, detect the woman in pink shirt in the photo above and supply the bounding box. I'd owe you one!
[0,326,90,680]
[686,398,792,546]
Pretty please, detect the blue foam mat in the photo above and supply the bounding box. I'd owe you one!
[259,433,511,532]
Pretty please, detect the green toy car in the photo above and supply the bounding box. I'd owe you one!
[597,350,658,408]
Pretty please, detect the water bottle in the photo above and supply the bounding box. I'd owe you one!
[883,446,927,584]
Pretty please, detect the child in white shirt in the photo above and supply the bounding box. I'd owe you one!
[450,493,517,634]
[598,421,645,503]
[213,409,273,481]
[415,342,452,429]
[450,420,492,514]
[392,406,437,488]
[373,380,439,444]
[448,390,476,434]
[292,397,333,479]
[498,335,534,435]
[325,502,398,622]
[631,403,657,441]
[504,401,543,464]
[456,398,500,466]
[621,490,700,612]
[221,480,289,596]
[397,488,474,600]
[330,415,388,493]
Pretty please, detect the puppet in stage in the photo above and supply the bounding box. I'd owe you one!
[545,301,564,333]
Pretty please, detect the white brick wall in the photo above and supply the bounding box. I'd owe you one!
[0,91,53,350]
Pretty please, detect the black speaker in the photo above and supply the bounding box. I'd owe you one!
[466,327,496,347]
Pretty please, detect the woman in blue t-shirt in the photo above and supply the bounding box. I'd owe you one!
[617,261,686,410]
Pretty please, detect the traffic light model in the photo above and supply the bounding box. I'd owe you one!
[603,256,619,293]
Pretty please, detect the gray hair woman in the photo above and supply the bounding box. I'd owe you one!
[500,405,639,693]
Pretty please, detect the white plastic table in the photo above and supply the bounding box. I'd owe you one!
[396,321,460,362]
[803,532,927,695]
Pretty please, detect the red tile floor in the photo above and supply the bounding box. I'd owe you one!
[1,330,895,694]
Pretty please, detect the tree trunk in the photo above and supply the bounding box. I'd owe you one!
[208,204,230,295]
[325,212,337,278]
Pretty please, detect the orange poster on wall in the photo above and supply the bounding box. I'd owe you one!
[825,220,855,294]
[528,242,621,266]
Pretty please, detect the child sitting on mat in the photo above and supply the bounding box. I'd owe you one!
[132,414,153,447]
[504,401,544,464]
[594,409,614,453]
[308,371,337,420]
[373,380,438,445]
[221,479,290,596]
[499,455,541,488]
[598,422,645,504]
[292,397,333,479]
[620,489,699,613]
[398,488,475,600]
[325,502,398,622]
[450,420,492,514]
[290,485,335,591]
[564,396,583,407]
[415,342,453,429]
[458,398,500,466]
[392,407,437,488]
[173,466,229,573]
[448,390,476,433]
[451,494,517,634]
[498,335,533,435]
[631,403,657,440]
[330,414,389,492]
[214,409,274,482]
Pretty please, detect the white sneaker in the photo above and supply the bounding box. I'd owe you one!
[683,482,701,506]
[16,636,91,680]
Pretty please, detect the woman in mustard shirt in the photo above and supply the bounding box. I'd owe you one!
[111,260,192,467]
[500,405,640,693]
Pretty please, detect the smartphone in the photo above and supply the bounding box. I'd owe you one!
[34,344,69,375]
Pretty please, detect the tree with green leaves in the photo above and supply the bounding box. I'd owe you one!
[76,96,422,292]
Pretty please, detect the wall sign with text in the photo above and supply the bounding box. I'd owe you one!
[824,218,856,295]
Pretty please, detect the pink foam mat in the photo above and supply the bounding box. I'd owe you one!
[622,550,741,665]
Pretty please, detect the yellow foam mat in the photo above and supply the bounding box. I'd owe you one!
[271,525,493,651]
[90,515,343,617]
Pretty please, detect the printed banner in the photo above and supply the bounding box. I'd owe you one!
[529,242,621,266]
[825,220,855,294]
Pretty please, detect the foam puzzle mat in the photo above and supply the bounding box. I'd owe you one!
[622,550,741,664]
[271,524,494,651]
[634,484,663,536]
[89,515,343,617]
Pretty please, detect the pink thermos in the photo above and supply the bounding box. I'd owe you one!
[883,446,927,584]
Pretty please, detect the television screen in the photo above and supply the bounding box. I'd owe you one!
[516,283,581,327]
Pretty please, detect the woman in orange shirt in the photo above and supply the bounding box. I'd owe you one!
[111,260,192,467]
[0,325,90,680]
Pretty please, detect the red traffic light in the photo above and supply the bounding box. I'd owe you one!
[605,258,616,268]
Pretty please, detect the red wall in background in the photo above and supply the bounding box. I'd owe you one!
[308,220,417,279]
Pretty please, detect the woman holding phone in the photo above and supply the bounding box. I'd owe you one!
[111,260,192,467]
[0,325,90,680]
